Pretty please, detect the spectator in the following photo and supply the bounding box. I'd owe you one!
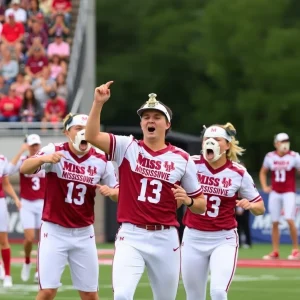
[19,88,43,121]
[51,0,71,26]
[5,0,27,24]
[32,66,55,107]
[42,90,65,123]
[27,0,43,28]
[25,46,48,81]
[39,0,53,18]
[47,32,70,59]
[0,1,5,23]
[0,75,9,99]
[0,87,22,122]
[48,12,69,38]
[11,72,31,99]
[26,20,48,51]
[55,72,67,100]
[1,13,25,59]
[33,12,48,33]
[0,48,19,84]
[49,54,66,79]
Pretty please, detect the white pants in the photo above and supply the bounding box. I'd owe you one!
[181,227,239,300]
[38,221,98,292]
[0,197,9,232]
[268,191,296,222]
[113,223,181,300]
[20,198,44,230]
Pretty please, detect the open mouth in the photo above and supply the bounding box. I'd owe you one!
[147,126,155,133]
[79,140,88,151]
[206,149,214,160]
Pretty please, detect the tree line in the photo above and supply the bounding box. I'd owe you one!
[96,0,300,171]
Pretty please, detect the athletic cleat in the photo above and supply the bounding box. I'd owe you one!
[34,271,39,283]
[21,263,32,282]
[262,251,279,260]
[3,275,13,287]
[287,249,300,260]
[0,264,4,280]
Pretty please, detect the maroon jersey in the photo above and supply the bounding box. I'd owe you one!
[33,142,118,228]
[183,156,262,231]
[262,151,300,193]
[9,156,46,201]
[0,155,9,198]
[107,134,202,227]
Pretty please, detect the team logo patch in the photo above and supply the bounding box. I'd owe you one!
[222,177,232,188]
[87,166,97,176]
[164,161,175,172]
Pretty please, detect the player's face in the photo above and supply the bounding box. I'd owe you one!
[140,110,170,140]
[65,125,89,152]
[28,144,40,156]
[275,140,290,153]
[202,137,229,161]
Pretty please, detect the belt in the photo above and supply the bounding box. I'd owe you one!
[136,224,170,231]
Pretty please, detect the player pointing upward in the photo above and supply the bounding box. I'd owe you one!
[85,82,206,300]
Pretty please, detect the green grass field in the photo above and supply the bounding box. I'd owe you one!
[1,244,299,300]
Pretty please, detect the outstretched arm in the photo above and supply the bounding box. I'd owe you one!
[85,81,114,154]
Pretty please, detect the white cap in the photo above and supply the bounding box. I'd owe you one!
[27,134,41,146]
[11,0,20,4]
[65,114,89,130]
[137,93,171,122]
[274,133,289,142]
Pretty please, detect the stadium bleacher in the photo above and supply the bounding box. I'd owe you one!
[0,0,72,124]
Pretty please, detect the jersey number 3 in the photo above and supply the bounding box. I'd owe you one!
[65,182,87,205]
[201,195,221,217]
[137,178,162,204]
[31,177,40,191]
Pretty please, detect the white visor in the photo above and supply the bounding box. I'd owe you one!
[137,94,171,122]
[204,126,232,142]
[66,114,89,130]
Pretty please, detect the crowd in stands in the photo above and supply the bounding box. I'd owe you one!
[0,0,72,124]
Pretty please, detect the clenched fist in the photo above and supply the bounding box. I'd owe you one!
[171,184,191,206]
[41,152,65,164]
[94,81,114,104]
[236,199,253,210]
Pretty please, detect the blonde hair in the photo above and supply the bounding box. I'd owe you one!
[62,112,74,131]
[218,122,245,162]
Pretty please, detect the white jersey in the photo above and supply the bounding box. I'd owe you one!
[262,151,300,193]
[0,155,9,198]
[33,142,119,228]
[107,134,202,226]
[183,155,261,231]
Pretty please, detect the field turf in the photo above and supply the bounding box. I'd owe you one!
[0,244,299,300]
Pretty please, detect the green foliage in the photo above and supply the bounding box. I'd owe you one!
[96,0,300,170]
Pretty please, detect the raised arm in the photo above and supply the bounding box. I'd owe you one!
[85,81,114,154]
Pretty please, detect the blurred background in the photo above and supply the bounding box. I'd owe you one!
[1,0,300,299]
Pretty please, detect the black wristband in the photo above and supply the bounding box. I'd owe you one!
[187,197,194,207]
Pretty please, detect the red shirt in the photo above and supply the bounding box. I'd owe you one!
[26,55,48,74]
[45,98,66,116]
[0,96,22,117]
[1,22,25,42]
[52,0,71,11]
